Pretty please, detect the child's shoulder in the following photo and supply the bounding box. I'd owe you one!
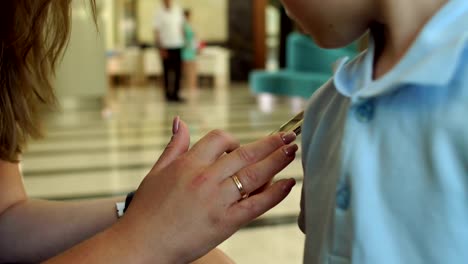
[457,42,468,82]
[429,10,468,88]
[445,35,468,99]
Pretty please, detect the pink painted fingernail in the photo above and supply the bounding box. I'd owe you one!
[281,132,297,145]
[283,144,298,157]
[282,178,296,192]
[172,116,180,135]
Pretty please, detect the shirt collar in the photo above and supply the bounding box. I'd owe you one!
[334,0,468,100]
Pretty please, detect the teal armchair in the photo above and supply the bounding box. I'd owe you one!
[249,33,358,99]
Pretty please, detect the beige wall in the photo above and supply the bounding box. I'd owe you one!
[137,0,228,44]
[101,0,117,50]
[55,0,107,98]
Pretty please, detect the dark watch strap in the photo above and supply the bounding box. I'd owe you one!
[124,191,136,213]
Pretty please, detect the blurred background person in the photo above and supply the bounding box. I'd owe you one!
[154,0,184,102]
[183,9,199,93]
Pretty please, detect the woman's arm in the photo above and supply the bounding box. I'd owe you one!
[0,160,231,263]
[0,197,121,262]
[0,118,296,263]
[0,160,122,263]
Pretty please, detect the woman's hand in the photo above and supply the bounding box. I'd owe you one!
[118,117,298,263]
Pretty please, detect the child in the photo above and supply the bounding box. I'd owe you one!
[280,0,468,263]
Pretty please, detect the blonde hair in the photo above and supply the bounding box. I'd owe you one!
[0,0,96,162]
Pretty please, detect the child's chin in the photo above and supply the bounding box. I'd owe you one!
[312,36,351,49]
[310,32,360,49]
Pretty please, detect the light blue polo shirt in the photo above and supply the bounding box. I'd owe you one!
[299,0,468,263]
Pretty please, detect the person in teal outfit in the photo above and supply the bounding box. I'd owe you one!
[182,9,198,91]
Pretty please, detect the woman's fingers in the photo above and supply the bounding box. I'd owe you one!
[226,178,296,227]
[186,130,240,166]
[127,125,299,262]
[207,132,297,181]
[151,117,191,172]
[220,144,298,202]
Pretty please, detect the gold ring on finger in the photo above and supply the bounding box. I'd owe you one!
[231,175,249,200]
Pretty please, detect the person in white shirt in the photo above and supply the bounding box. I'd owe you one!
[154,0,185,102]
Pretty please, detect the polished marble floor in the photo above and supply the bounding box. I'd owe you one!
[22,84,306,263]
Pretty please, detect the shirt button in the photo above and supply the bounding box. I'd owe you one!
[355,100,375,122]
[336,183,351,211]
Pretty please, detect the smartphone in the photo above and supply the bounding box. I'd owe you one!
[270,111,304,136]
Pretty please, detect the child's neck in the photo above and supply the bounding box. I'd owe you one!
[372,0,448,80]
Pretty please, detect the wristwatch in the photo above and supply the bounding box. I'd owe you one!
[116,191,135,218]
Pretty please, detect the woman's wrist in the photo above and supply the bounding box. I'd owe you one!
[111,214,178,264]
